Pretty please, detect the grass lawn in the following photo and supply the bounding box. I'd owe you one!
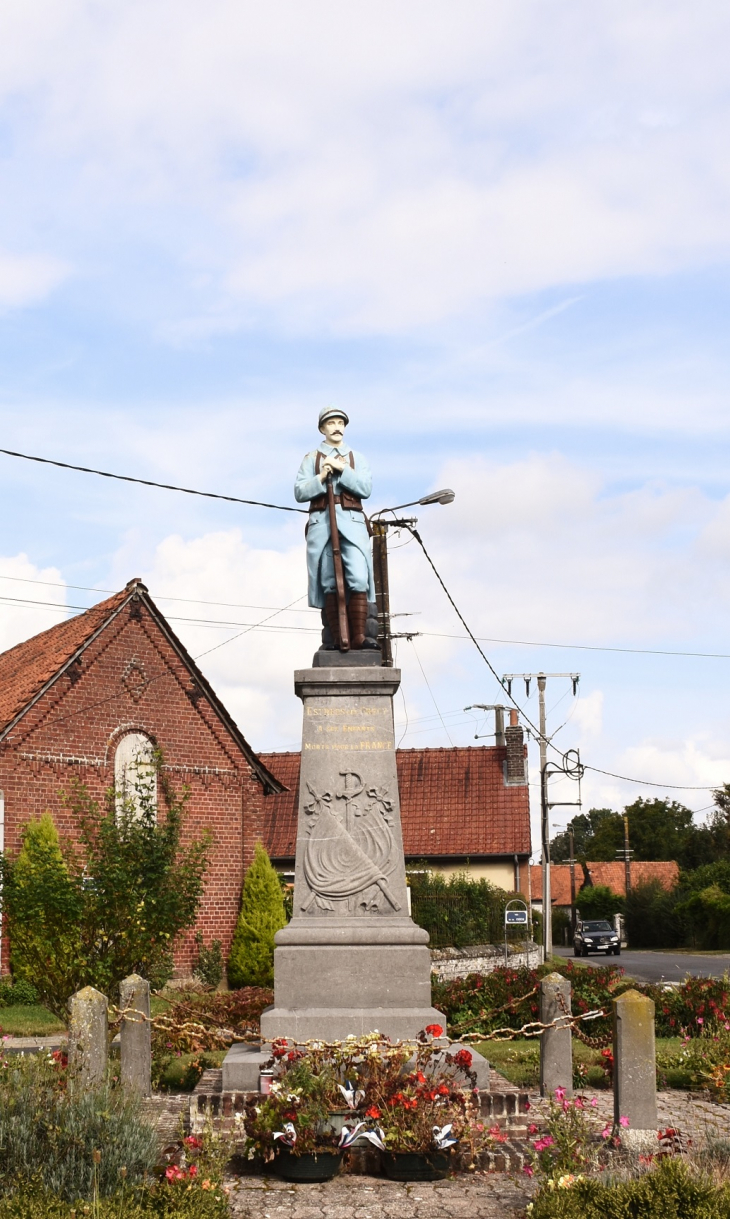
[480,1036,690,1090]
[0,1005,66,1036]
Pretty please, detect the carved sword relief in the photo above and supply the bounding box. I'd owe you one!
[300,769,401,914]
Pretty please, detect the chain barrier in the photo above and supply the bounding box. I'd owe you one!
[557,988,613,1050]
[108,1002,611,1051]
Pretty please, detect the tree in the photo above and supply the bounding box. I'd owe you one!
[576,884,623,921]
[551,797,720,870]
[227,842,287,989]
[1,767,212,1017]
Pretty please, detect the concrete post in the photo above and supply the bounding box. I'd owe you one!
[120,973,151,1097]
[68,986,108,1087]
[613,989,657,1149]
[539,972,573,1097]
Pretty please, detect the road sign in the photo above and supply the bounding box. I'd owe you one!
[505,909,528,925]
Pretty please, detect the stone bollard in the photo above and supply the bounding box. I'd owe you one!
[120,974,152,1097]
[613,989,657,1149]
[539,972,573,1097]
[68,986,108,1087]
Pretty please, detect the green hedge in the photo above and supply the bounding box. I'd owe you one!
[409,871,530,948]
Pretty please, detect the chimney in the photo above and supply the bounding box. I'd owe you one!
[504,711,526,785]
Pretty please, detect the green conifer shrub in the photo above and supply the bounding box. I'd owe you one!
[227,842,287,988]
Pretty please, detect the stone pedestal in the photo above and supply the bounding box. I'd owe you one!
[613,989,657,1149]
[260,664,445,1043]
[539,973,572,1097]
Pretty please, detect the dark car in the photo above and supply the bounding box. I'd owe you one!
[574,919,621,957]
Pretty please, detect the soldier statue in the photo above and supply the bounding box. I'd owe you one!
[295,408,377,650]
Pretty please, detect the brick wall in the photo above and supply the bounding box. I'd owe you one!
[0,601,266,974]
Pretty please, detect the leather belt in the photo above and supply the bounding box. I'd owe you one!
[309,493,363,513]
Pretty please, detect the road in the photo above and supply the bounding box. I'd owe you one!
[553,945,730,984]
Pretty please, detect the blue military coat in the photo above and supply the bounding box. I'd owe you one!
[294,443,376,609]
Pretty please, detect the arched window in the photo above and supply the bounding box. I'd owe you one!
[114,732,157,821]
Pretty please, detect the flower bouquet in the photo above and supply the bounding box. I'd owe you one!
[249,1025,502,1182]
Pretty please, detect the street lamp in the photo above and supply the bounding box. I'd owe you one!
[371,489,456,665]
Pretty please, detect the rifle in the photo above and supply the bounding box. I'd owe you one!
[326,472,350,651]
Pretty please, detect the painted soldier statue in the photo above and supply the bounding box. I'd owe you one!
[295,408,377,649]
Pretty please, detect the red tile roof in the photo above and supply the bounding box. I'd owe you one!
[529,860,679,905]
[259,746,531,860]
[0,587,130,735]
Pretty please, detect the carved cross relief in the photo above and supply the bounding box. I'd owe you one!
[300,769,401,915]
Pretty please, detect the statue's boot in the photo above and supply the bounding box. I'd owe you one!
[324,593,341,649]
[348,591,368,648]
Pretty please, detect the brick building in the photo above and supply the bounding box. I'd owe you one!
[0,578,283,973]
[259,728,531,892]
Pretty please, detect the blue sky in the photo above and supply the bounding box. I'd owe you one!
[1,2,730,854]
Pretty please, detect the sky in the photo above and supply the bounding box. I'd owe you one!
[1,1,730,858]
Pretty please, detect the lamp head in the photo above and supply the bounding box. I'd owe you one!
[418,488,455,506]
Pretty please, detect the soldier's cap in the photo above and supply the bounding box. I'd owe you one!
[318,407,349,429]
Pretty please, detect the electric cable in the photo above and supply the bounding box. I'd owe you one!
[0,573,318,615]
[404,523,718,792]
[408,636,455,747]
[0,446,307,514]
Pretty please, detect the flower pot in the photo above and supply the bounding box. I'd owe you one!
[273,1147,343,1183]
[318,1109,351,1139]
[382,1151,451,1181]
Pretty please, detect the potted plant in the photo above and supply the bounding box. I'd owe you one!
[341,1024,485,1180]
[243,1049,344,1181]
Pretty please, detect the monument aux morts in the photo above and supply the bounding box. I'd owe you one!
[224,409,488,1089]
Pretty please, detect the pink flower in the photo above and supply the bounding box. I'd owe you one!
[554,1087,566,1102]
[601,1125,612,1140]
[523,1165,534,1177]
[697,1017,704,1025]
[619,1116,630,1128]
[573,1097,584,1109]
[590,1098,598,1107]
[528,1124,539,1135]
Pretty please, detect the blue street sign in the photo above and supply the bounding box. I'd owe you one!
[505,910,528,925]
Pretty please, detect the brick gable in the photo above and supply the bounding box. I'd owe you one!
[0,579,282,974]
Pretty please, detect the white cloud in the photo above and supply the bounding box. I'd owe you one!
[0,555,68,650]
[1,3,730,331]
[0,251,69,310]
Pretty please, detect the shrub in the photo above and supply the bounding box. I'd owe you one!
[151,986,272,1087]
[409,870,530,948]
[625,879,683,949]
[433,959,628,1041]
[193,933,224,990]
[0,979,39,1007]
[1,769,213,1017]
[527,1155,730,1218]
[576,885,623,922]
[227,843,287,988]
[0,1051,158,1200]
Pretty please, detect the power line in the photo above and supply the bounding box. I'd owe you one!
[2,573,729,661]
[408,636,454,747]
[404,524,718,792]
[421,628,730,662]
[0,572,318,615]
[0,446,307,515]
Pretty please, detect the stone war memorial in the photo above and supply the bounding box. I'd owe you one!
[224,409,488,1089]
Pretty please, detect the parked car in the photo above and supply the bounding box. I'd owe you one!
[574,919,621,956]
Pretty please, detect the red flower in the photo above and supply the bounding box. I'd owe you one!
[365,1105,381,1119]
[184,1136,203,1150]
[424,1024,444,1038]
[454,1049,473,1070]
[437,1083,450,1096]
[188,1165,198,1178]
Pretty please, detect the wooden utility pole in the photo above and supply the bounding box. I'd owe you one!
[623,815,632,895]
[371,520,393,667]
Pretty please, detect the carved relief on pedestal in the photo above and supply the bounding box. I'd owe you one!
[300,769,401,915]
